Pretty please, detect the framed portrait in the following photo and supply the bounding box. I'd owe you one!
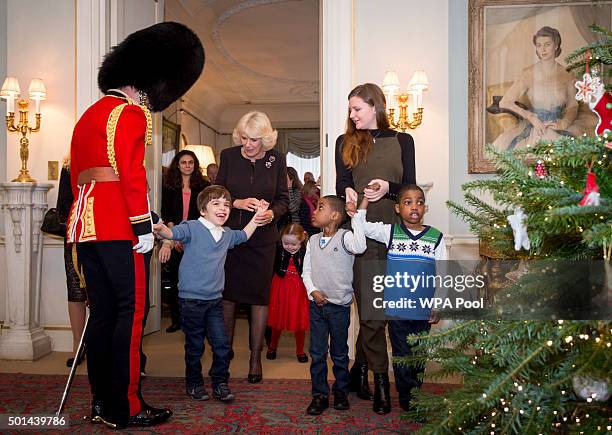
[162,117,181,167]
[468,0,611,173]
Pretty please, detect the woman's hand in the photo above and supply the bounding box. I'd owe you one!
[174,241,184,253]
[363,179,389,202]
[234,198,262,212]
[345,187,358,206]
[253,209,274,226]
[159,242,172,263]
[527,113,545,136]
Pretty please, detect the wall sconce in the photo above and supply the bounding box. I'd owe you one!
[183,144,216,175]
[1,76,46,182]
[382,70,428,132]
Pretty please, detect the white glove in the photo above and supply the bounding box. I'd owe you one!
[133,233,154,254]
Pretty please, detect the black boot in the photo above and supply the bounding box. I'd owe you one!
[349,362,373,400]
[373,373,391,414]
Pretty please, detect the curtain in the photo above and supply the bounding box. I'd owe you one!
[286,153,320,182]
[277,129,319,158]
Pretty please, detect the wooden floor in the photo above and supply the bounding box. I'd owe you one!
[0,317,316,379]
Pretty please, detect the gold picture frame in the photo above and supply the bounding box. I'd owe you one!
[162,117,181,156]
[468,0,609,173]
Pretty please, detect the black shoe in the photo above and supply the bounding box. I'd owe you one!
[165,324,181,333]
[99,405,172,430]
[213,383,235,401]
[306,395,329,415]
[90,399,105,423]
[333,391,350,410]
[266,350,277,360]
[349,362,373,400]
[186,385,210,401]
[373,373,392,414]
[128,405,172,427]
[228,349,234,360]
[400,400,411,412]
[247,373,262,384]
[297,354,308,363]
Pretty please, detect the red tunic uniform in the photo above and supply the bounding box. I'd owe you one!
[67,94,152,243]
[67,92,153,421]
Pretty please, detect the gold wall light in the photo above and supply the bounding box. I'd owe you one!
[382,70,428,132]
[1,77,47,182]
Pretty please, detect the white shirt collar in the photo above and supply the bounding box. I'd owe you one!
[198,216,225,241]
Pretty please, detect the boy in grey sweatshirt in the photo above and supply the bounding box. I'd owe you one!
[301,195,366,415]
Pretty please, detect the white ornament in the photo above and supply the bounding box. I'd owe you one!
[572,375,610,401]
[507,208,530,251]
[575,72,604,106]
[581,191,601,207]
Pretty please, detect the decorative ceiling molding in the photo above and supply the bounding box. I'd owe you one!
[211,0,318,92]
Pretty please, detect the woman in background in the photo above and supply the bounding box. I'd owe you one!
[58,157,87,367]
[161,150,210,332]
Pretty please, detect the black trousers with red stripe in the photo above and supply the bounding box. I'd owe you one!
[77,240,146,424]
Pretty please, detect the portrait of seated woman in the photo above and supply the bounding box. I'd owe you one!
[487,26,596,150]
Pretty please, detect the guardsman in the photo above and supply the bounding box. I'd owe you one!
[67,22,204,429]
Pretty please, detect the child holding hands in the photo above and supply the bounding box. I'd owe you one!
[153,185,265,402]
[302,195,367,415]
[351,184,446,413]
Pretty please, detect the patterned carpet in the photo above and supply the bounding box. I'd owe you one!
[0,373,452,433]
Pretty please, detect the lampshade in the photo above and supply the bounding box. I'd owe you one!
[381,71,400,93]
[183,145,216,174]
[28,78,47,100]
[408,70,429,91]
[1,76,20,99]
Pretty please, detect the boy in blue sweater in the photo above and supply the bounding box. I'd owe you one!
[154,185,264,402]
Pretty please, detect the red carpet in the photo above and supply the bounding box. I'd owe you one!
[0,373,452,433]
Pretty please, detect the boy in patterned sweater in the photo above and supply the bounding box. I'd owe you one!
[352,184,446,413]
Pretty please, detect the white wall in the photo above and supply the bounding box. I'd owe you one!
[448,0,494,238]
[1,0,75,344]
[354,0,450,234]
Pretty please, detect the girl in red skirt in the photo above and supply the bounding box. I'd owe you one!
[267,224,310,362]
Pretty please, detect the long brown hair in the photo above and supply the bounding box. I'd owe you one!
[163,149,208,191]
[341,83,390,169]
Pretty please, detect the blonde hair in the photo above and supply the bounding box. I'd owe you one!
[232,111,278,151]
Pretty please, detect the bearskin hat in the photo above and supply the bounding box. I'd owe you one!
[98,22,204,112]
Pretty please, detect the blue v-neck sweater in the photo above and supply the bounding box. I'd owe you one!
[171,220,247,300]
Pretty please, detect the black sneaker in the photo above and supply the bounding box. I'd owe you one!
[306,395,329,415]
[212,383,235,402]
[333,391,350,410]
[186,385,209,401]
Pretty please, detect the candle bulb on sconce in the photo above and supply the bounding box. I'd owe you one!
[1,76,46,182]
[381,70,429,132]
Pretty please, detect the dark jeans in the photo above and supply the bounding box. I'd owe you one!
[388,319,431,406]
[309,301,350,397]
[180,297,230,389]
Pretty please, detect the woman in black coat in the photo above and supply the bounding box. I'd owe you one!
[216,111,289,383]
[161,149,209,332]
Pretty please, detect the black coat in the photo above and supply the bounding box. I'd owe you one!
[161,182,209,225]
[273,243,306,277]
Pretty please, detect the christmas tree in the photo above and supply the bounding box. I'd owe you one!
[403,26,612,434]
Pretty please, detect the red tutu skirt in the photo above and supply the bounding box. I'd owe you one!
[267,259,309,332]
